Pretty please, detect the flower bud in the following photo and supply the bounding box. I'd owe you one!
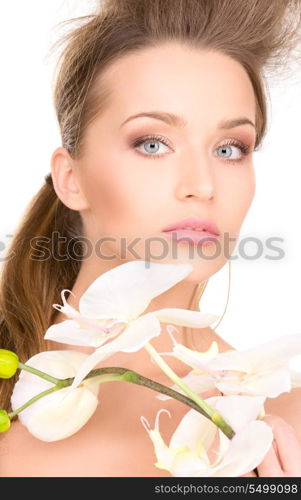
[0,410,11,432]
[0,349,19,378]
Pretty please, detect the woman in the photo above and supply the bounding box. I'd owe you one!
[1,0,301,477]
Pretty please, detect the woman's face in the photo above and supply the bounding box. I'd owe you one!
[67,43,257,282]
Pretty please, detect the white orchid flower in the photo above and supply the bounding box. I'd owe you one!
[158,330,301,399]
[44,261,219,391]
[141,395,273,477]
[10,350,100,442]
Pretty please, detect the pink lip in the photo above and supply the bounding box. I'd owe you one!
[162,216,220,235]
[162,216,220,246]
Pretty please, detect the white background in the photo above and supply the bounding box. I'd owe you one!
[0,1,300,357]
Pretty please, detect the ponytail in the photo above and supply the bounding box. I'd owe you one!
[0,178,82,412]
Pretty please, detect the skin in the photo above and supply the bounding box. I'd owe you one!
[50,42,256,357]
[44,42,300,476]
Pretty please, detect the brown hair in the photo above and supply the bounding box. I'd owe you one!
[1,0,301,414]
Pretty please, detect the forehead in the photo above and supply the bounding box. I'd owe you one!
[101,43,256,126]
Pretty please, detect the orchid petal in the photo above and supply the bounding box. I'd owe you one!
[44,319,119,347]
[52,289,82,320]
[148,428,179,470]
[141,410,205,474]
[172,342,220,372]
[141,411,190,471]
[78,261,193,320]
[216,367,291,398]
[171,452,210,477]
[25,386,98,442]
[143,395,273,477]
[250,333,301,371]
[169,406,217,453]
[206,395,266,433]
[10,351,100,441]
[206,333,301,373]
[152,308,219,328]
[210,421,273,477]
[69,313,161,389]
[290,368,301,388]
[214,428,231,463]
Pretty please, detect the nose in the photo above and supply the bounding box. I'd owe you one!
[176,149,215,201]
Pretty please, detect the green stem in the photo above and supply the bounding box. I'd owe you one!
[7,374,125,419]
[58,368,217,422]
[76,368,234,436]
[18,362,61,385]
[144,342,234,439]
[9,365,235,439]
[8,386,62,418]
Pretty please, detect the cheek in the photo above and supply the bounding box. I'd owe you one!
[239,167,256,214]
[81,159,156,232]
[219,166,256,230]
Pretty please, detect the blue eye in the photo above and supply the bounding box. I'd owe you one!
[214,140,250,164]
[131,135,251,163]
[131,134,170,160]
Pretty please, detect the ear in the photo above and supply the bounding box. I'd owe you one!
[50,147,89,211]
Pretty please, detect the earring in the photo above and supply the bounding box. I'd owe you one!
[208,258,232,331]
[190,280,208,310]
[185,259,232,350]
[182,280,208,349]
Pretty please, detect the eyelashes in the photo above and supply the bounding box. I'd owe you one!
[130,134,253,164]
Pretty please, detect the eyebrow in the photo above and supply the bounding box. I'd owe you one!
[120,111,255,130]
